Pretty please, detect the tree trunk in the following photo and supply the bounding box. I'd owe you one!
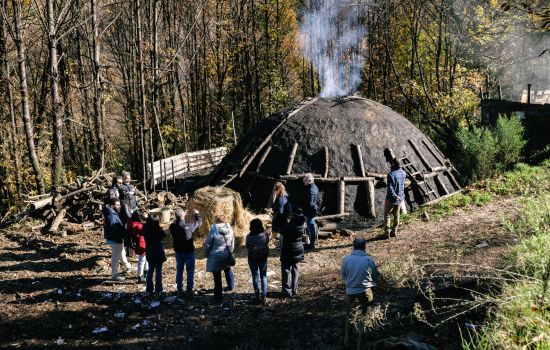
[1,0,21,194]
[91,0,105,169]
[12,0,45,193]
[47,0,65,188]
[150,0,167,160]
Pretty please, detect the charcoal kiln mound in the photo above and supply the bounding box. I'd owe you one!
[206,96,461,220]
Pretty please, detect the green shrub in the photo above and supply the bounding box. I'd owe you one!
[455,126,499,183]
[495,116,526,170]
[454,116,526,184]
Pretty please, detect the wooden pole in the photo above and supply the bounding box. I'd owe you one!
[354,144,366,176]
[140,126,147,196]
[159,161,163,189]
[434,175,449,196]
[408,139,432,170]
[367,178,376,218]
[314,213,349,220]
[239,98,318,177]
[171,159,176,184]
[231,111,237,146]
[285,143,298,175]
[337,179,345,215]
[420,140,446,167]
[163,161,168,190]
[255,145,272,172]
[323,146,329,178]
[446,171,461,190]
[150,129,155,191]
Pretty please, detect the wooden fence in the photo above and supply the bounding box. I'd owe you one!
[149,147,227,187]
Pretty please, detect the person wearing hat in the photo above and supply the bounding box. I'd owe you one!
[340,235,379,348]
[384,158,406,238]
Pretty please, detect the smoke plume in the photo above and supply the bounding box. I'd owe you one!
[299,0,367,98]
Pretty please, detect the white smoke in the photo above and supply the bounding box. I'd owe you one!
[299,0,368,98]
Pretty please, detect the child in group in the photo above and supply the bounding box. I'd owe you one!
[143,215,167,293]
[127,211,148,283]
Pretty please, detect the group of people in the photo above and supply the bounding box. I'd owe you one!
[101,171,325,303]
[101,160,404,342]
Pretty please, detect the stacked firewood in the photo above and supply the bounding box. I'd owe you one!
[27,173,186,235]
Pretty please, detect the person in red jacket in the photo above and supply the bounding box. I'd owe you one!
[128,211,148,283]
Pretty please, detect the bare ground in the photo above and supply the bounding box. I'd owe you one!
[0,197,520,349]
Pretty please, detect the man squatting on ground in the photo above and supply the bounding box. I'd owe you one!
[340,236,379,347]
[103,198,132,281]
[170,208,203,294]
[302,173,319,249]
[384,159,406,238]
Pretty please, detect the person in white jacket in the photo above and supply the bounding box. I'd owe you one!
[204,215,235,303]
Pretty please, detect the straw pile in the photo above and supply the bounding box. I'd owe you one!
[186,186,254,243]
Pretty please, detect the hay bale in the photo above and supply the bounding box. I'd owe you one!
[186,187,254,244]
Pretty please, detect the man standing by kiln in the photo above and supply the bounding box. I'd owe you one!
[302,173,319,249]
[384,158,406,238]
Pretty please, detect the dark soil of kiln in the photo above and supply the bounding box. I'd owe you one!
[209,97,460,219]
[0,198,519,349]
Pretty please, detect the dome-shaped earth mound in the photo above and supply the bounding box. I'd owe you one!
[206,96,461,219]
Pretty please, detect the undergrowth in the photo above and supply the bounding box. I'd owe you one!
[460,161,550,349]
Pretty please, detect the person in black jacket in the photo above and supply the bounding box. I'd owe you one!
[279,207,306,297]
[246,218,270,304]
[103,198,132,281]
[103,176,122,205]
[302,173,319,250]
[119,172,138,220]
[143,216,167,293]
[170,208,203,294]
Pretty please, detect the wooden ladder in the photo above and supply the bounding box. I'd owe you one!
[399,155,438,204]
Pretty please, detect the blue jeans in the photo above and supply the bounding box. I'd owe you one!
[175,252,195,292]
[248,258,268,297]
[146,261,163,293]
[212,267,234,301]
[306,216,317,246]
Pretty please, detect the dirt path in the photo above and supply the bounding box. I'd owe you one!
[0,198,520,349]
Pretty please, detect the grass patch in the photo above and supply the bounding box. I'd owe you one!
[462,188,550,349]
[411,191,493,222]
[482,160,550,197]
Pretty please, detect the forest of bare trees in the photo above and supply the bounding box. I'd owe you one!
[0,0,548,214]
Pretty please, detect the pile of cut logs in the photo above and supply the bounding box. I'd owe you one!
[27,173,186,235]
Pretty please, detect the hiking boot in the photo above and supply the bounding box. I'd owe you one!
[389,229,397,238]
[260,295,267,305]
